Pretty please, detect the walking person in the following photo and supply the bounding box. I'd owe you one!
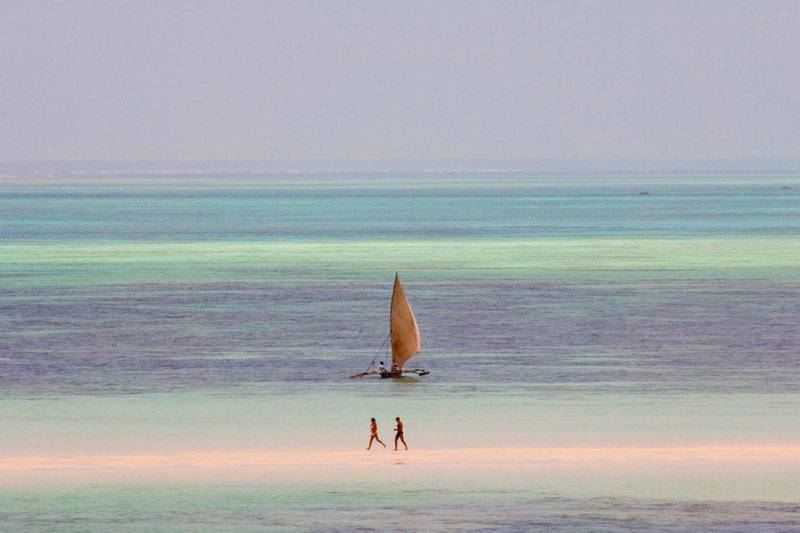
[366,418,386,450]
[394,417,408,451]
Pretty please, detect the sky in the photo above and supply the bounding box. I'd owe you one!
[0,0,798,164]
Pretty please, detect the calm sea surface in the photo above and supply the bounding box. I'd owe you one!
[1,172,799,531]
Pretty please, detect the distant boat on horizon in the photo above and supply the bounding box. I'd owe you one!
[350,274,429,379]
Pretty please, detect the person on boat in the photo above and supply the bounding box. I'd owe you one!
[366,417,386,450]
[378,361,387,374]
[391,363,401,374]
[394,417,408,451]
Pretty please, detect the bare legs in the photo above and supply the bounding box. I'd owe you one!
[367,434,386,450]
[394,433,407,451]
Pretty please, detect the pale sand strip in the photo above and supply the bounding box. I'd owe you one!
[2,446,800,471]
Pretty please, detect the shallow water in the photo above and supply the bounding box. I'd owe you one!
[1,172,799,530]
[3,468,800,532]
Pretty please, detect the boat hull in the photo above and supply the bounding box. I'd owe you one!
[380,369,429,379]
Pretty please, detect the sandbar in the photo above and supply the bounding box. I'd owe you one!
[2,446,799,471]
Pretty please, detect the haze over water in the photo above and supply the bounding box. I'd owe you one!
[1,171,799,531]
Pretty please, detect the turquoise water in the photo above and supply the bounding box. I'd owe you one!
[1,172,799,531]
[4,469,800,532]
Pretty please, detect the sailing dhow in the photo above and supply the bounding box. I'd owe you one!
[351,274,429,379]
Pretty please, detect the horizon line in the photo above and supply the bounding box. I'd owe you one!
[1,156,799,174]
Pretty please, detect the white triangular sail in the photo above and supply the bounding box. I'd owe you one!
[390,274,421,370]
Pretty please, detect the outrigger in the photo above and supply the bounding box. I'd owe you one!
[350,274,429,379]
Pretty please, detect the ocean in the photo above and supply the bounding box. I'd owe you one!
[1,171,799,531]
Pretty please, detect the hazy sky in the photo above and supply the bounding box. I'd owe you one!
[1,0,798,162]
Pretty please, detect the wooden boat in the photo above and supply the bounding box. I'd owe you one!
[350,274,429,379]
